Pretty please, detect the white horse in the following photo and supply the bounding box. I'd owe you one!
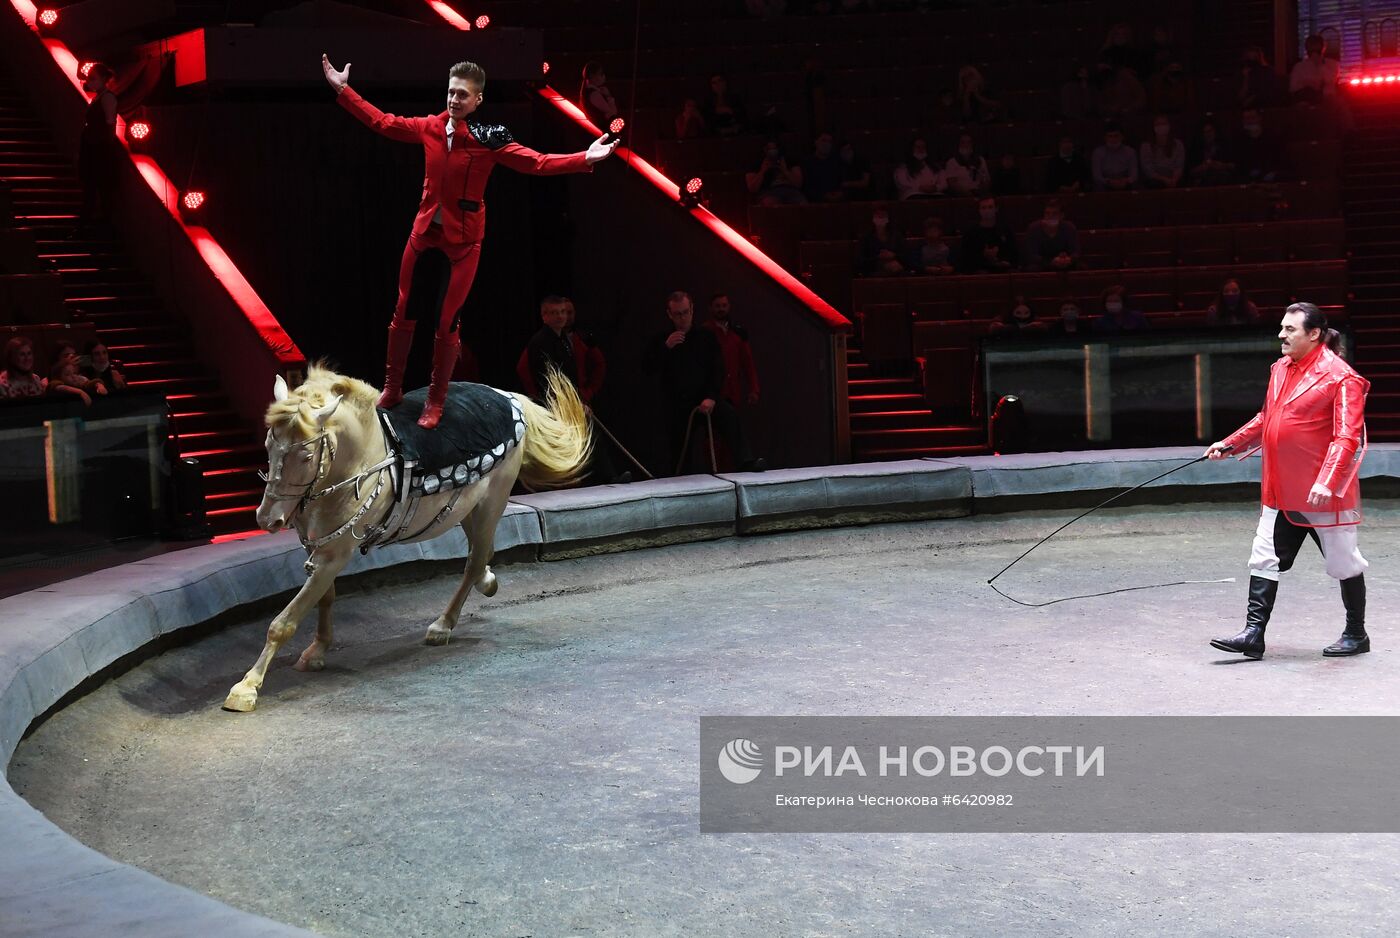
[223,366,590,712]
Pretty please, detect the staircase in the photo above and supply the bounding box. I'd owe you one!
[0,75,265,533]
[1341,94,1400,441]
[846,349,988,460]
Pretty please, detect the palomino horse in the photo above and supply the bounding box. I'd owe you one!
[224,365,590,712]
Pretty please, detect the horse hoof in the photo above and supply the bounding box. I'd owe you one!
[478,571,498,597]
[293,655,325,673]
[222,686,258,713]
[425,625,452,646]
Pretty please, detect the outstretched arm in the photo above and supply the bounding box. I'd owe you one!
[493,134,618,175]
[323,54,423,143]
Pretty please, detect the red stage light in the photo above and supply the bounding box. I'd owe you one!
[78,61,95,78]
[129,121,151,141]
[542,61,551,75]
[1363,77,1375,84]
[1351,77,1361,85]
[685,177,703,195]
[38,8,58,27]
[475,14,490,28]
[609,117,625,134]
[182,190,206,211]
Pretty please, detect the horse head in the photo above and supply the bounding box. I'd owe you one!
[257,374,343,533]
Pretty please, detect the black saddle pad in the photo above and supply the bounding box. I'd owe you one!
[380,382,526,496]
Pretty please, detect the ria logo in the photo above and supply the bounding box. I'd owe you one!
[718,738,763,784]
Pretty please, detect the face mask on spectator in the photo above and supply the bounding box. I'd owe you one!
[1154,122,1170,136]
[1106,300,1124,314]
[1044,215,1060,230]
[912,148,928,161]
[959,146,974,158]
[766,146,781,160]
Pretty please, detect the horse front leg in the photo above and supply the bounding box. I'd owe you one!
[294,582,335,672]
[224,546,350,712]
[426,475,510,646]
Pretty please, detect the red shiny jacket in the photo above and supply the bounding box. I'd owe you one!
[337,86,591,245]
[703,320,760,405]
[1222,345,1369,525]
[515,332,606,403]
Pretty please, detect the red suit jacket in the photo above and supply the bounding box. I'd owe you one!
[1222,345,1369,525]
[337,86,592,245]
[703,321,760,405]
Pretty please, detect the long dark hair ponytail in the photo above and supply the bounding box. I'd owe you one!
[1288,302,1342,352]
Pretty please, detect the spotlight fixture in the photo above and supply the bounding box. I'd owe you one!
[181,190,206,216]
[78,61,96,78]
[680,176,705,209]
[37,8,59,29]
[475,15,490,29]
[542,61,550,76]
[604,117,625,144]
[128,120,151,142]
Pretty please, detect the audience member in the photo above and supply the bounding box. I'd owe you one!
[1146,25,1179,78]
[990,297,1045,337]
[991,153,1022,196]
[1139,115,1185,188]
[1239,46,1284,109]
[1059,65,1099,120]
[1092,285,1150,334]
[838,140,873,200]
[746,140,805,205]
[48,343,105,403]
[702,73,747,137]
[801,132,844,202]
[1148,62,1195,114]
[77,63,120,234]
[960,196,1017,273]
[1188,118,1236,186]
[1290,34,1339,105]
[579,62,619,128]
[1235,108,1282,183]
[674,98,707,139]
[1023,199,1080,271]
[1045,136,1091,193]
[1099,23,1142,76]
[943,132,990,197]
[562,299,606,404]
[1053,301,1086,337]
[704,294,761,407]
[893,137,943,200]
[0,337,48,400]
[859,207,909,276]
[1092,123,1139,190]
[81,341,126,392]
[1205,278,1263,326]
[525,295,580,397]
[644,291,762,474]
[918,216,955,275]
[957,65,1001,122]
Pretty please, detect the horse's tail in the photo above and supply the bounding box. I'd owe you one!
[513,367,593,489]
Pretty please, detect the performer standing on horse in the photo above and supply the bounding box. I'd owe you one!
[321,54,619,428]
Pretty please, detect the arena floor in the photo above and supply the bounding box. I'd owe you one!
[11,502,1400,937]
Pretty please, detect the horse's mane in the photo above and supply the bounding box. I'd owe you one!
[265,362,381,437]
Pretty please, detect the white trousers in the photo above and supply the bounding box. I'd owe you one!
[1248,506,1368,581]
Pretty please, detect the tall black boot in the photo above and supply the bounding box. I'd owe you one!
[1324,574,1369,656]
[1211,575,1277,659]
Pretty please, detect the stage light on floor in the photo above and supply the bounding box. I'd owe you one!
[475,14,490,29]
[128,120,151,142]
[680,176,705,208]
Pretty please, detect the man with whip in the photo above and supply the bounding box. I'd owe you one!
[1205,302,1371,660]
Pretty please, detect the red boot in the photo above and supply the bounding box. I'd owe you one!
[417,332,460,429]
[376,320,416,409]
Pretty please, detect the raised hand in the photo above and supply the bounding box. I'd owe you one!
[322,54,350,93]
[585,133,619,164]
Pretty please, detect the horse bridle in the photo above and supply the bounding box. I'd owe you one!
[259,430,336,511]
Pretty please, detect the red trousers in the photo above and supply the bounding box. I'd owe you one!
[390,223,481,338]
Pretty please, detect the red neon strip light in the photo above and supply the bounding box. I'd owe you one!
[416,1,848,331]
[539,87,851,331]
[7,0,303,365]
[426,1,471,30]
